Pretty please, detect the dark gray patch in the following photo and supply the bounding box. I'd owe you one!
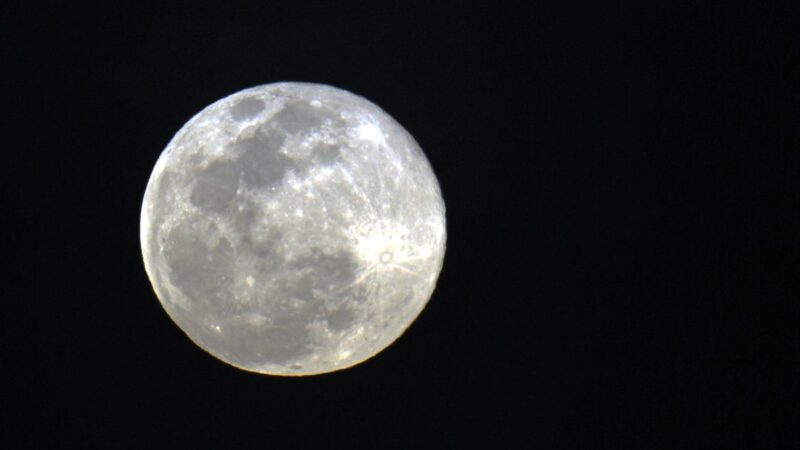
[291,248,358,291]
[163,220,233,308]
[290,159,311,177]
[312,143,341,165]
[326,307,357,332]
[235,124,286,154]
[231,200,258,235]
[349,283,372,305]
[189,161,239,212]
[384,292,416,322]
[271,101,327,134]
[230,97,265,121]
[233,130,293,189]
[270,251,357,320]
[212,248,361,366]
[221,278,323,365]
[241,228,284,275]
[218,316,314,366]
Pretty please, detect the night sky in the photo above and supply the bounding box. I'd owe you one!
[5,1,797,447]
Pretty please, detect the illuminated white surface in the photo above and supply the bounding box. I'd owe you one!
[140,83,446,375]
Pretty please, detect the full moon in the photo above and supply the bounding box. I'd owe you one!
[140,82,446,375]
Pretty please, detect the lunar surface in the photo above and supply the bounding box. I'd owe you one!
[140,82,446,375]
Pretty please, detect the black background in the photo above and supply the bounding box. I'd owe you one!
[5,1,798,448]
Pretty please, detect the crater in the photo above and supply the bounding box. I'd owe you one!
[230,97,265,121]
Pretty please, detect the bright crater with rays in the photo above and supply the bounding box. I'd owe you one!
[140,82,446,375]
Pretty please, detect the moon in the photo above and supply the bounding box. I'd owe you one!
[140,82,446,375]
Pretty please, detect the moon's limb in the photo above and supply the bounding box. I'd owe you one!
[140,83,446,375]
